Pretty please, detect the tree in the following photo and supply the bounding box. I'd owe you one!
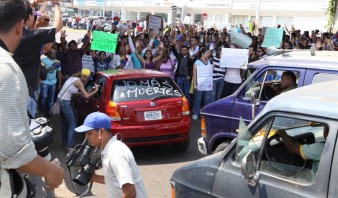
[326,0,338,32]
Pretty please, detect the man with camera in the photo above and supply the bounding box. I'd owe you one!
[75,112,147,198]
[0,0,64,197]
[13,0,63,118]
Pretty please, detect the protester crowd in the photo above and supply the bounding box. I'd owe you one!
[1,0,338,197]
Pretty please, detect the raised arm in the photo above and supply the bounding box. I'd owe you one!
[60,29,68,54]
[51,0,62,33]
[39,1,48,14]
[135,42,145,63]
[81,31,91,54]
[74,79,99,99]
[127,30,136,53]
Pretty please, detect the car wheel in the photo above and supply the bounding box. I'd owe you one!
[172,138,190,152]
[214,140,231,153]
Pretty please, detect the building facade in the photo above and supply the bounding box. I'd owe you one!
[70,0,331,31]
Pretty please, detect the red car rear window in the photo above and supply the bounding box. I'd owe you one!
[111,77,183,102]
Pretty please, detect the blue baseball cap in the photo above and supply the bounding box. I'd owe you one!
[75,112,112,133]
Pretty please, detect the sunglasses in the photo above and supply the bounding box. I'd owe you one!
[50,51,56,54]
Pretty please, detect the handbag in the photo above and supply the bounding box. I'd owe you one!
[51,100,60,115]
[51,79,76,116]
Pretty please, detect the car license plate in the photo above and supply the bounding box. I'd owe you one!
[144,111,162,121]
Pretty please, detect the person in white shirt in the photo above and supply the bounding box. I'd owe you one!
[75,112,147,198]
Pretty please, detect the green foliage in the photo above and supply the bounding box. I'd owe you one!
[325,0,336,31]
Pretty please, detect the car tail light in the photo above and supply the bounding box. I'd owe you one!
[106,101,121,124]
[170,181,175,198]
[201,115,206,137]
[182,96,190,115]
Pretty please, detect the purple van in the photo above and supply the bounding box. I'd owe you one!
[198,51,338,155]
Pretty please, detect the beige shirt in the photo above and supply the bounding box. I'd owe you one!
[0,47,37,169]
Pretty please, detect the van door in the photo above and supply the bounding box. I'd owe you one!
[229,68,305,132]
[212,114,334,198]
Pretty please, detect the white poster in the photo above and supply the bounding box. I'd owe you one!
[82,55,94,72]
[183,16,191,24]
[220,48,248,69]
[197,65,213,91]
[148,15,162,30]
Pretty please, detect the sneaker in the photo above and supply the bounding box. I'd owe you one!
[192,115,198,120]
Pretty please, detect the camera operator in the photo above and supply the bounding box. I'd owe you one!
[0,0,64,196]
[75,112,147,198]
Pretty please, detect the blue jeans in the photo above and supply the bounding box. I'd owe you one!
[210,78,224,102]
[193,90,211,116]
[59,100,76,147]
[176,76,191,103]
[27,96,37,118]
[40,83,56,113]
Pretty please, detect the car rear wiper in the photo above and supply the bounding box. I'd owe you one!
[150,95,176,101]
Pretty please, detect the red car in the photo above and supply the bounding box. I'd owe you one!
[73,69,191,151]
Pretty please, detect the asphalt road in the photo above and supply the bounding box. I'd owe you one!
[49,29,206,197]
[49,115,204,198]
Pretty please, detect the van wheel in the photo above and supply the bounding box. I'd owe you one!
[172,138,190,152]
[214,141,231,153]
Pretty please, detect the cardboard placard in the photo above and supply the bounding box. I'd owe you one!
[197,65,213,91]
[91,30,118,53]
[82,55,94,72]
[261,28,283,48]
[183,16,191,24]
[220,48,248,69]
[146,14,163,32]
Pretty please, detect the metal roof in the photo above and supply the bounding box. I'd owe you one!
[248,51,338,71]
[257,80,338,120]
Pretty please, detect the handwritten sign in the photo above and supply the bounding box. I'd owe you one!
[91,30,118,53]
[261,28,283,48]
[183,16,191,24]
[197,65,213,91]
[146,15,163,32]
[82,55,94,72]
[220,48,248,69]
[114,79,182,101]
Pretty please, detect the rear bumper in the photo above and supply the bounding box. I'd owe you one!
[112,122,190,147]
[197,137,208,155]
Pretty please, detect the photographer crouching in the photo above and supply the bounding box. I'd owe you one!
[73,112,147,198]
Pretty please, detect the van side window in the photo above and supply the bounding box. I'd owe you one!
[244,70,300,101]
[236,116,328,184]
[312,73,338,84]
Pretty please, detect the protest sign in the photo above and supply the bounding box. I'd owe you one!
[261,28,283,48]
[91,30,118,53]
[197,65,213,91]
[183,16,191,24]
[82,55,94,72]
[220,48,248,69]
[146,14,163,32]
[229,32,252,49]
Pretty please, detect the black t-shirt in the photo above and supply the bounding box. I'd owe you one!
[93,56,112,72]
[13,28,56,96]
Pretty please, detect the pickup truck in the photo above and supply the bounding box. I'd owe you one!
[172,80,338,198]
[198,51,338,155]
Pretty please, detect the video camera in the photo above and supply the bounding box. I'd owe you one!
[66,140,102,186]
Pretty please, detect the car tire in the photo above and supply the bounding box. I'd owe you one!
[172,138,190,152]
[214,141,231,153]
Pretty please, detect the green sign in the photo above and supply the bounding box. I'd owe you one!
[261,28,283,48]
[91,31,118,53]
